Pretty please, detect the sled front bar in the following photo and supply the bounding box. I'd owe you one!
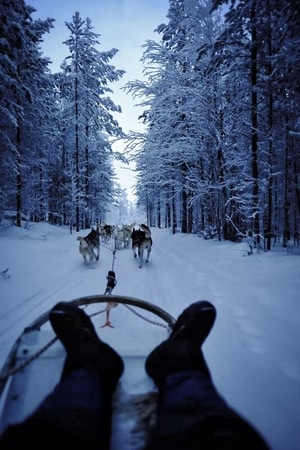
[0,296,176,397]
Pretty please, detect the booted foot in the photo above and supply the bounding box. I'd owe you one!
[49,302,124,389]
[145,301,216,386]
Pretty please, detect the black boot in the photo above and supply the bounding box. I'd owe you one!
[145,301,216,387]
[49,302,124,390]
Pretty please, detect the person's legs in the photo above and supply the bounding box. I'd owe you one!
[145,301,269,449]
[0,369,112,449]
[0,302,124,450]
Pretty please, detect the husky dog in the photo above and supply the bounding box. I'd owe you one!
[98,224,115,243]
[131,224,152,268]
[113,227,127,250]
[77,227,100,264]
[122,222,136,247]
[113,222,136,249]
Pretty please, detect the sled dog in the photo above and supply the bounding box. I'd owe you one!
[131,224,152,268]
[113,222,136,249]
[98,224,117,243]
[77,227,100,263]
[122,222,136,246]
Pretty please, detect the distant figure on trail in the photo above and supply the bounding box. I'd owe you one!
[0,301,269,450]
[247,230,256,255]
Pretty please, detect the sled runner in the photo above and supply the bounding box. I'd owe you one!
[0,295,176,450]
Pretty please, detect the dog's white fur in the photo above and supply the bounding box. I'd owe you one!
[77,236,92,263]
[77,227,100,264]
[131,224,152,268]
[113,228,128,249]
[113,222,136,250]
[140,223,151,238]
[124,222,136,247]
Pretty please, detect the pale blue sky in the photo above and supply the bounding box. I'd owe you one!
[28,0,170,199]
[29,0,169,127]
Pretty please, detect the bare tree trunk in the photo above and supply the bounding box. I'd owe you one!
[84,123,90,229]
[266,2,274,251]
[157,197,161,228]
[75,35,80,232]
[250,1,260,241]
[166,202,171,228]
[188,196,193,233]
[283,129,290,247]
[16,123,22,227]
[181,163,188,233]
[172,186,177,234]
[75,76,80,232]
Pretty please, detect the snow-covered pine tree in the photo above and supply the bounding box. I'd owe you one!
[60,12,125,231]
[0,0,54,226]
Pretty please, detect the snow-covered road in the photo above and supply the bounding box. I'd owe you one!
[1,222,300,449]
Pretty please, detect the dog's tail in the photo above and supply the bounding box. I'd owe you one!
[140,224,151,238]
[77,236,88,249]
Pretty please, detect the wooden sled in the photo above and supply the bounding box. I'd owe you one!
[0,295,176,449]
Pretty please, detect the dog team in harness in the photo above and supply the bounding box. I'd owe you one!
[77,223,152,268]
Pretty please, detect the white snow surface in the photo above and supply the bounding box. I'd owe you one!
[0,222,300,449]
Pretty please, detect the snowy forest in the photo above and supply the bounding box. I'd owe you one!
[0,0,299,249]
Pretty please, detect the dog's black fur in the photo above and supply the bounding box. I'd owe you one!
[131,224,152,268]
[77,226,100,263]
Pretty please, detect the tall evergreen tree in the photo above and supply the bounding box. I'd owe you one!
[61,12,125,230]
[0,0,54,225]
[211,0,300,245]
[126,0,226,234]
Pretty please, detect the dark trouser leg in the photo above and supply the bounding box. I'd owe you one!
[149,370,269,450]
[0,369,113,450]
